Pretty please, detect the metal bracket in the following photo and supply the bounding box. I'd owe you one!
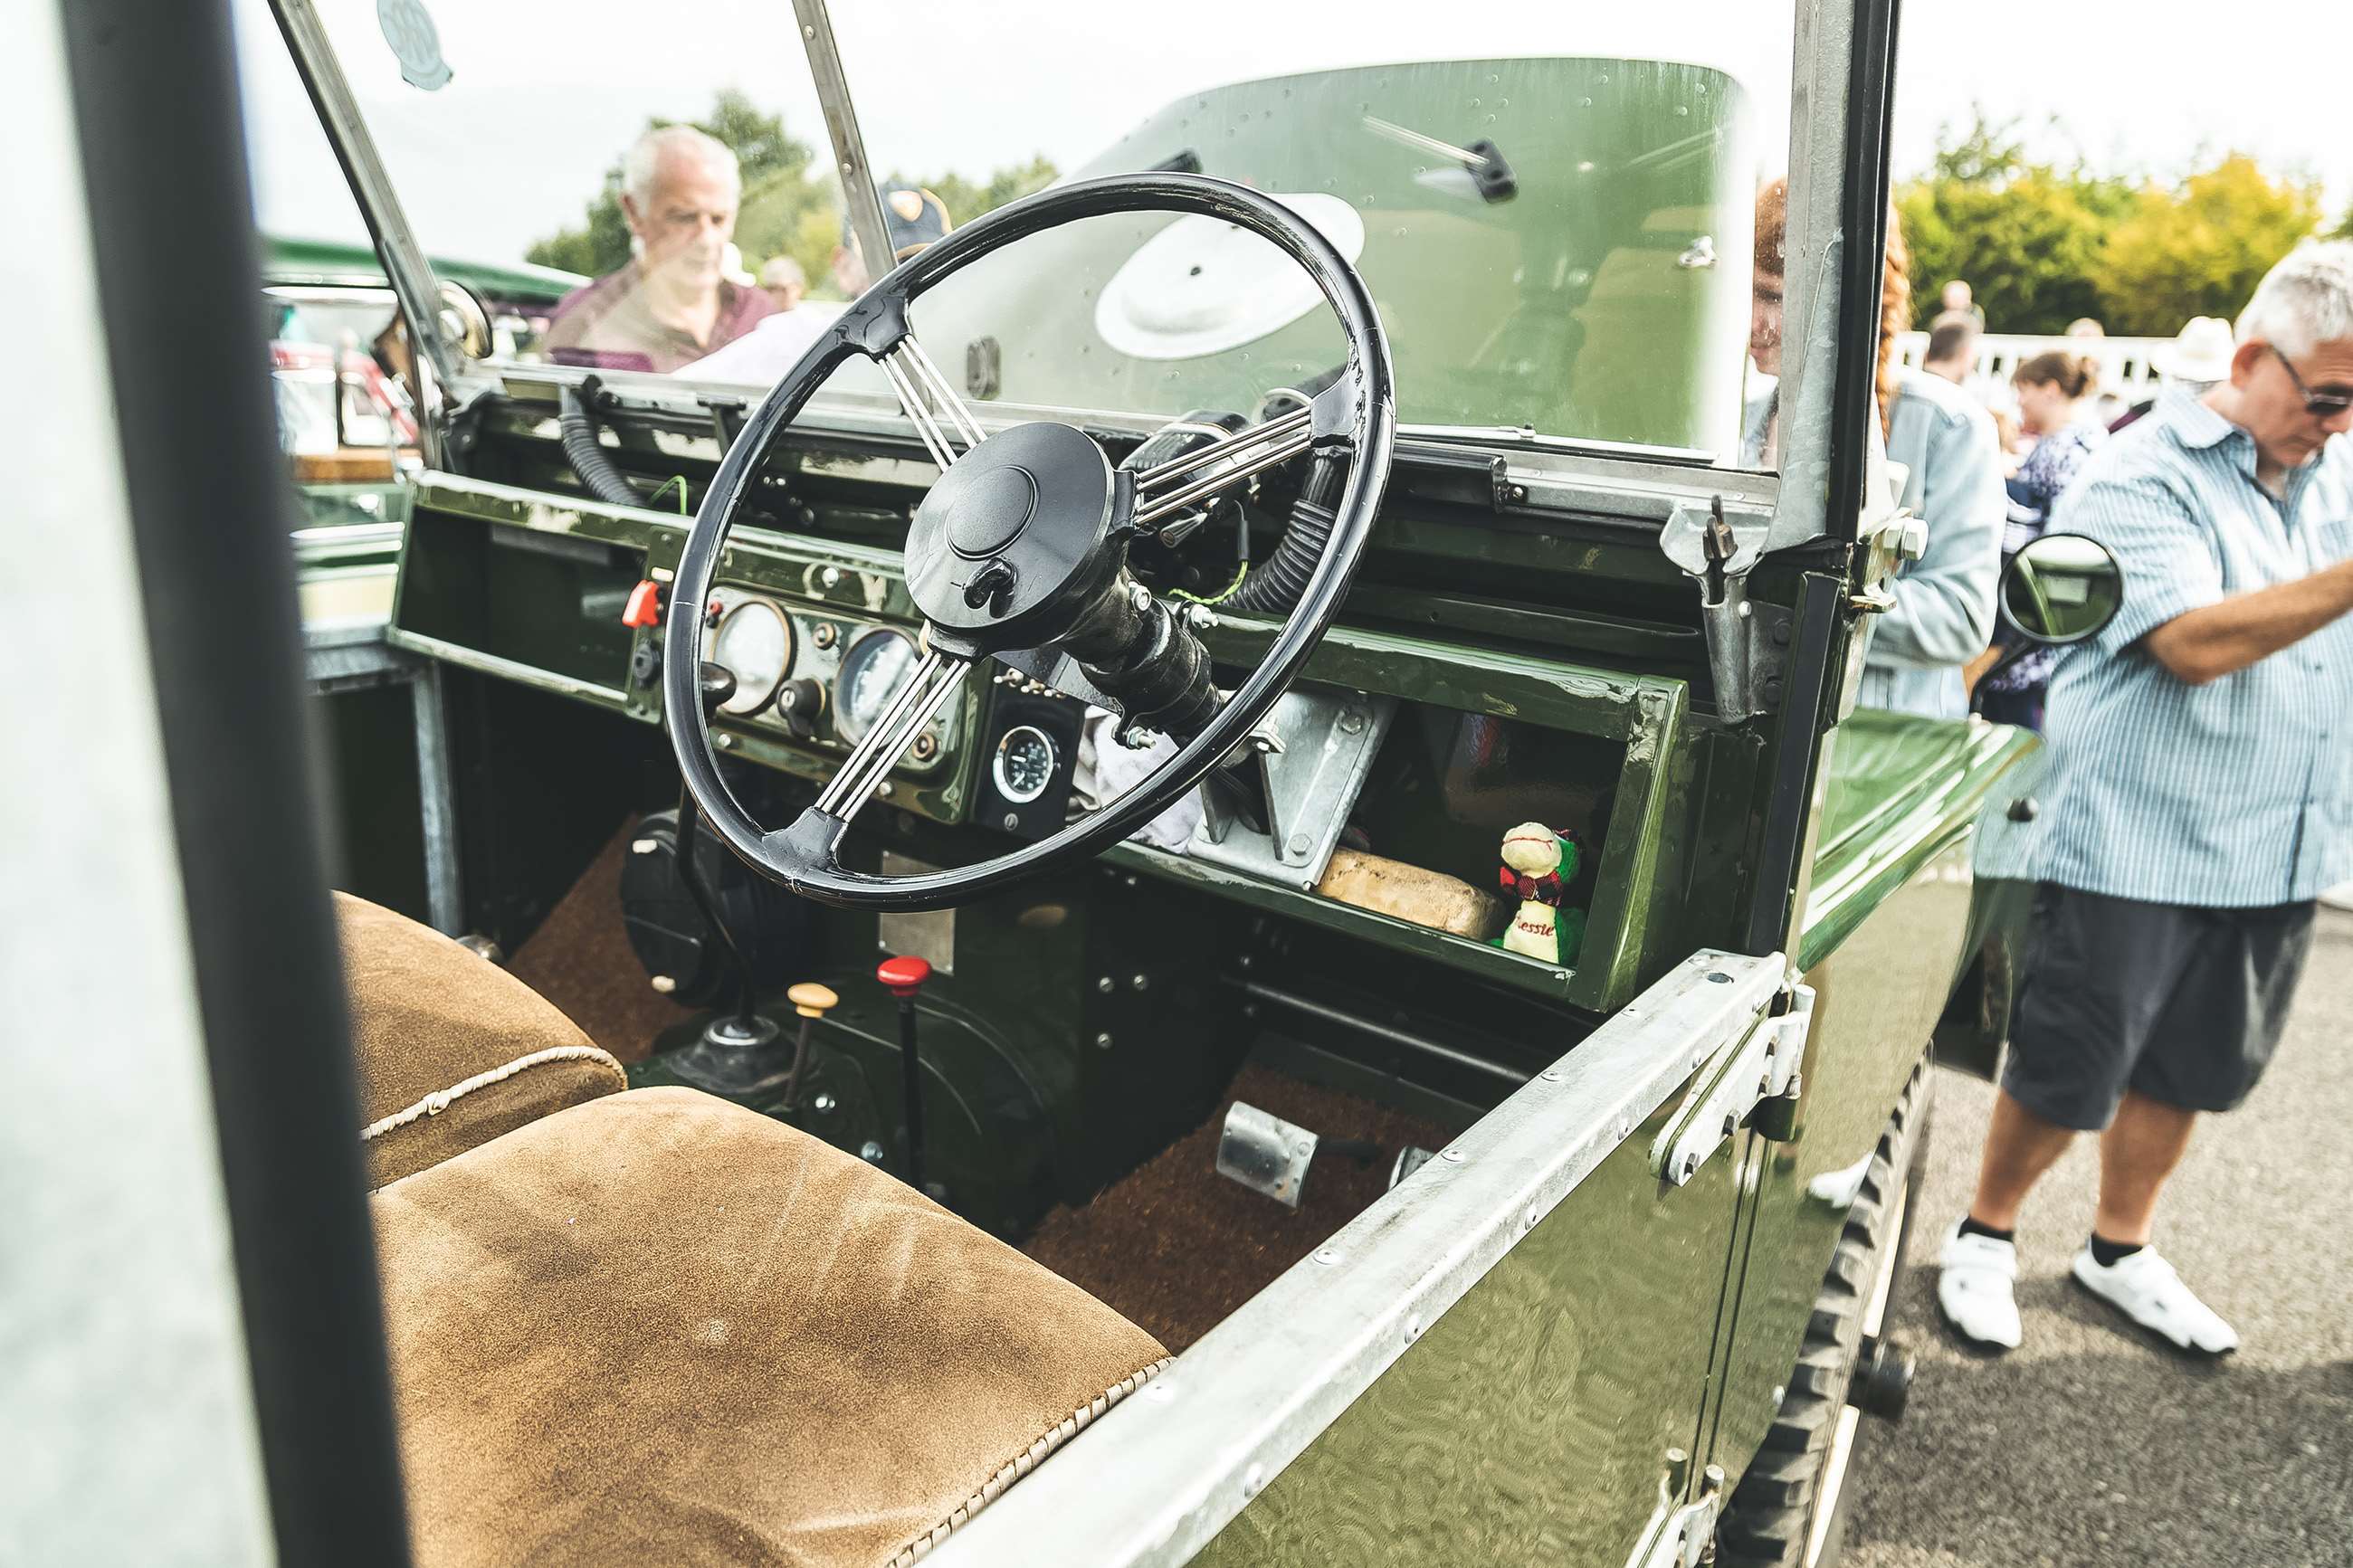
[1623,1449,1724,1568]
[1189,689,1394,890]
[1650,982,1815,1185]
[1661,494,1780,724]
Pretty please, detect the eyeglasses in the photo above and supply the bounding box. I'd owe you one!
[2268,345,2353,417]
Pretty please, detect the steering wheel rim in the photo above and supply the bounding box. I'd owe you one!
[664,171,1395,910]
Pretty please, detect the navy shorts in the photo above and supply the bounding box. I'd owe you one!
[2002,882,2313,1132]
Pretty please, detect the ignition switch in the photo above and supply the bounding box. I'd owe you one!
[776,678,825,739]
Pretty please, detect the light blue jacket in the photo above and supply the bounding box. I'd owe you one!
[1854,369,2007,719]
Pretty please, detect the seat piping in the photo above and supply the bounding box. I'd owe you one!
[359,1044,627,1142]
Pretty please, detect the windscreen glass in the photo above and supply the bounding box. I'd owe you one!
[234,0,1798,464]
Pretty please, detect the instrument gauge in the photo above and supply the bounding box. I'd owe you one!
[992,725,1058,804]
[709,599,793,717]
[834,628,919,744]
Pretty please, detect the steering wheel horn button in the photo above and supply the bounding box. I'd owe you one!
[904,420,1119,652]
[941,464,1040,557]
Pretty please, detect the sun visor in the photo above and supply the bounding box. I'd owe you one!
[1093,194,1366,361]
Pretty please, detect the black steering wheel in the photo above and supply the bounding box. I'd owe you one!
[664,172,1395,910]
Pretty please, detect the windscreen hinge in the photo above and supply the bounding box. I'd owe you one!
[1661,494,1785,724]
[1649,980,1815,1184]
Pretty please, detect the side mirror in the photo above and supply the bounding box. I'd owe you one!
[1999,532,2122,647]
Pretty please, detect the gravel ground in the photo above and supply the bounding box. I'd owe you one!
[1839,909,2353,1568]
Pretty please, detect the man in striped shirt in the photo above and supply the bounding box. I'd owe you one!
[1939,243,2353,1357]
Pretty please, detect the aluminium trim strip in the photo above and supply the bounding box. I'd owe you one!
[925,947,1787,1566]
[381,629,629,708]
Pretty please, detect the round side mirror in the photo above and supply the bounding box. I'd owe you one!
[434,280,493,361]
[1999,532,2122,647]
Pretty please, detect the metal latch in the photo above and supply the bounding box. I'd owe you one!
[1623,1449,1724,1568]
[1650,983,1815,1185]
[1661,494,1777,724]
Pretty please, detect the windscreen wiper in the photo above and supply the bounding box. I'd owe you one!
[1359,115,1518,203]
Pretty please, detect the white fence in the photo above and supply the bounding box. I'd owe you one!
[1894,332,2169,405]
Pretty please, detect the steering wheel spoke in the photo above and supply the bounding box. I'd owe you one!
[878,337,986,469]
[1129,380,1352,529]
[812,648,971,826]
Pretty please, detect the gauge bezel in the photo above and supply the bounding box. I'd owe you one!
[992,724,1059,805]
[832,626,920,745]
[708,598,794,717]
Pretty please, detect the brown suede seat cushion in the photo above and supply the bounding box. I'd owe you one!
[373,1087,1169,1568]
[338,892,625,1188]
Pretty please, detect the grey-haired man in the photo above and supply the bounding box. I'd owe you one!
[1939,242,2353,1357]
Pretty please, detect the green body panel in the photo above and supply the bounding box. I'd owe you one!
[1193,1057,1749,1565]
[905,59,1754,452]
[262,233,582,304]
[1192,711,2034,1562]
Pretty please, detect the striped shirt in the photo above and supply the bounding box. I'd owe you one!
[1981,392,2353,907]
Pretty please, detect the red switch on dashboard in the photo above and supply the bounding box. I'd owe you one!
[622,579,662,629]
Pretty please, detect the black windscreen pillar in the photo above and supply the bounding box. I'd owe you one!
[58,4,414,1564]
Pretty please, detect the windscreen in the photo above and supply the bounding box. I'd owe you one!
[235,0,1798,464]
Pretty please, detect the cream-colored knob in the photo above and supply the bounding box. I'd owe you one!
[786,982,839,1020]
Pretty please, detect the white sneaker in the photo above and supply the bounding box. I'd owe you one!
[2072,1245,2239,1356]
[1937,1221,2023,1351]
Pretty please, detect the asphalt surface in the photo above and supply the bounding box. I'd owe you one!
[1840,909,2353,1568]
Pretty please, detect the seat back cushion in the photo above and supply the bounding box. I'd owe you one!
[338,892,625,1188]
[373,1087,1170,1568]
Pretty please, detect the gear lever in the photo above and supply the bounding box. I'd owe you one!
[660,662,788,1097]
[876,955,933,1196]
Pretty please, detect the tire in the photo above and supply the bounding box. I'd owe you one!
[1714,1057,1935,1568]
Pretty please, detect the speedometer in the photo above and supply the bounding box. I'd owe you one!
[833,628,919,744]
[709,599,793,717]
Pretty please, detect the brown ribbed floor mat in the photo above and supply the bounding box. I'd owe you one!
[507,819,690,1065]
[1023,1064,1462,1352]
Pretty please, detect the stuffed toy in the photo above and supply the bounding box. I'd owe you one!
[1498,822,1586,965]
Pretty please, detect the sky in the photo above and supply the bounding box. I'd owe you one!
[233,0,2353,265]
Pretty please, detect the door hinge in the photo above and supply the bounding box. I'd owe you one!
[1650,982,1815,1185]
[1624,1449,1725,1568]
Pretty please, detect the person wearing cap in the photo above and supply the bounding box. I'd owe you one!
[2111,316,2235,433]
[675,185,954,385]
[1938,242,2353,1361]
[545,126,773,375]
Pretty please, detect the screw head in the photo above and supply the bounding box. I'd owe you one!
[1338,709,1366,734]
[859,1140,885,1164]
[1094,1032,1113,1050]
[820,565,843,587]
[812,1092,837,1114]
[1130,974,1148,992]
[1096,976,1116,993]
[911,732,938,761]
[813,622,838,650]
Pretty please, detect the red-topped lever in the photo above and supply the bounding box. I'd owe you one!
[876,955,932,1196]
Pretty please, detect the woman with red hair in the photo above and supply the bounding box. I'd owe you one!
[1745,178,2006,719]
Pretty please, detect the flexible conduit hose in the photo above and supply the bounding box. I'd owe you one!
[559,384,645,508]
[1227,452,1343,615]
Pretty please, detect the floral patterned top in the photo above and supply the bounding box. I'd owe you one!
[1984,417,2109,697]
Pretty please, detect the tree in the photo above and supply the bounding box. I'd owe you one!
[525,94,1056,301]
[2091,157,2322,334]
[1894,109,2130,334]
[525,90,818,278]
[889,156,1059,227]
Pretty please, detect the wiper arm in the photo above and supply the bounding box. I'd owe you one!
[1358,116,1517,203]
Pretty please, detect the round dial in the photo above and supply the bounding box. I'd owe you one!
[709,599,793,717]
[833,628,919,744]
[992,725,1058,805]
